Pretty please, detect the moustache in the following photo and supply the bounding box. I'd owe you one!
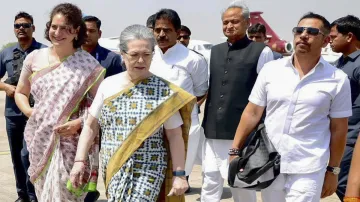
[158,37,168,41]
[296,41,310,46]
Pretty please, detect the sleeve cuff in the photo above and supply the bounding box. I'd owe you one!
[193,82,208,97]
[249,96,266,107]
[329,110,353,118]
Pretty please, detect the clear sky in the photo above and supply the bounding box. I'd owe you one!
[1,0,359,47]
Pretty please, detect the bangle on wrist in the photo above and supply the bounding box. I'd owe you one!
[74,160,87,165]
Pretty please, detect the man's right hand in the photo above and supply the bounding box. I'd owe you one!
[5,84,16,97]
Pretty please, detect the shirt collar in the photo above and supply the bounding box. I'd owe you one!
[15,38,40,52]
[344,50,360,60]
[287,54,326,74]
[90,43,101,55]
[336,50,360,67]
[155,43,180,58]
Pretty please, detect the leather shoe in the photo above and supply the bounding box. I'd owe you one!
[185,176,191,194]
[14,197,27,202]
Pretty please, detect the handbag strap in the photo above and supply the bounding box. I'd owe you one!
[241,124,265,160]
[243,157,281,190]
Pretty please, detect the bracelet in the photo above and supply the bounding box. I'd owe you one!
[172,170,186,176]
[74,160,87,165]
[228,148,241,156]
[344,197,360,202]
[80,117,85,128]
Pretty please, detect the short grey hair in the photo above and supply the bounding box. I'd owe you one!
[221,0,250,19]
[119,24,156,53]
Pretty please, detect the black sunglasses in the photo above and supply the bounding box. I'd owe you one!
[14,23,32,29]
[292,27,324,36]
[249,35,263,39]
[178,35,190,40]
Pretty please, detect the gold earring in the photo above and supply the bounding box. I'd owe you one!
[75,36,78,40]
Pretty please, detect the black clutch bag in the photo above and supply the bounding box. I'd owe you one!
[228,124,281,190]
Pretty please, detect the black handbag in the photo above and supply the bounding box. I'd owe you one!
[228,124,281,190]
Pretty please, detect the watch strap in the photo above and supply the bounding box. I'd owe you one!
[326,166,340,174]
[172,170,186,176]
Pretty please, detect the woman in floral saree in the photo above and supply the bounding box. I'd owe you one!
[15,3,105,201]
[70,24,196,202]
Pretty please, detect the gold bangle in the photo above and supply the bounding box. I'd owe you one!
[344,197,360,202]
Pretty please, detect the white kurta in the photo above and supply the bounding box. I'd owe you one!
[150,44,209,175]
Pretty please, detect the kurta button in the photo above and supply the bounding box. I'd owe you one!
[220,95,224,98]
[219,107,222,110]
[225,71,228,74]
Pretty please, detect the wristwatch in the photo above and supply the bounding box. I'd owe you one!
[172,170,186,176]
[326,166,341,175]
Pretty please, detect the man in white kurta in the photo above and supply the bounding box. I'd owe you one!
[150,9,209,191]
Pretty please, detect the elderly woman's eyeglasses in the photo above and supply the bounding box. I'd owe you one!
[123,51,154,62]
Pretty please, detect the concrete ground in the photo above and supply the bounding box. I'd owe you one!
[0,92,341,201]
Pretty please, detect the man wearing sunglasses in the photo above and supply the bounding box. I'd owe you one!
[248,23,283,60]
[150,9,209,194]
[230,12,351,202]
[328,15,360,201]
[178,25,191,47]
[0,12,46,202]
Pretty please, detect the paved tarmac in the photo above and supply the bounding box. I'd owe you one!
[0,92,341,201]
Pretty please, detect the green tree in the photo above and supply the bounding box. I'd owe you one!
[1,42,17,51]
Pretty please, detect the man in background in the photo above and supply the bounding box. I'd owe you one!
[330,15,360,201]
[0,11,46,202]
[82,15,123,76]
[248,23,283,60]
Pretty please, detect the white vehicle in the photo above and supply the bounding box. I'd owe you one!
[187,39,213,65]
[98,36,120,53]
[321,44,342,64]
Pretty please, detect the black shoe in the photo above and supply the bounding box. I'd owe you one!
[14,197,28,202]
[185,176,191,194]
[29,199,38,202]
[185,186,192,194]
[84,190,100,202]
